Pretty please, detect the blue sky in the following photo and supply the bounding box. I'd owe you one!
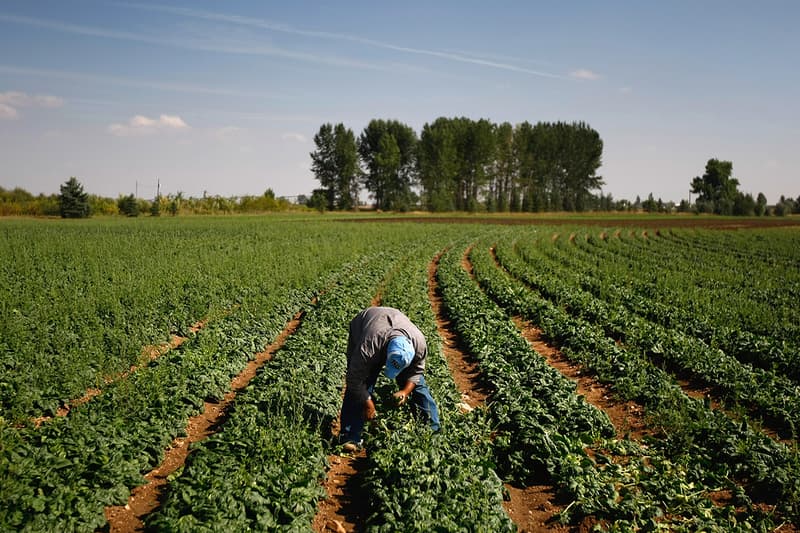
[1,1,797,204]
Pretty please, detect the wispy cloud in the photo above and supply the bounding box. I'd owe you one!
[0,90,64,119]
[0,14,390,72]
[570,69,601,81]
[0,65,281,99]
[115,2,567,79]
[281,132,307,143]
[108,114,189,136]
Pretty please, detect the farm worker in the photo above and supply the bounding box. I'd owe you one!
[339,306,440,451]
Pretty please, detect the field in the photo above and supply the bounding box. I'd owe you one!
[1,214,799,532]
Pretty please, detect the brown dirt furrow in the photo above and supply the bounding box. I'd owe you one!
[429,251,489,408]
[312,451,368,533]
[436,248,568,530]
[512,318,652,441]
[104,310,304,533]
[312,292,382,533]
[33,318,210,427]
[502,485,572,533]
[486,245,651,440]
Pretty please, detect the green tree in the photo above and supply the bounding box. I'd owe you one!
[488,122,515,212]
[690,159,740,215]
[59,177,90,218]
[642,193,658,213]
[417,118,458,211]
[310,124,337,210]
[755,192,768,216]
[359,119,417,210]
[310,123,360,210]
[168,192,183,216]
[306,188,328,212]
[457,118,495,212]
[333,123,360,210]
[150,195,161,216]
[733,192,756,216]
[117,194,139,217]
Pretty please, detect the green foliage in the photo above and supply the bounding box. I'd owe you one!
[363,242,514,531]
[59,177,90,218]
[150,195,161,216]
[310,123,361,210]
[3,218,800,530]
[359,119,418,211]
[690,159,741,215]
[116,194,139,217]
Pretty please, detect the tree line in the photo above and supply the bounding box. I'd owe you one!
[689,158,798,216]
[3,144,797,217]
[0,180,298,218]
[309,117,604,212]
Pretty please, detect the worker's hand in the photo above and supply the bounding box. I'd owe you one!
[364,398,377,420]
[393,391,408,406]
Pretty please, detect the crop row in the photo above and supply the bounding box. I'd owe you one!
[510,237,800,437]
[435,244,733,529]
[558,232,800,381]
[457,240,791,529]
[0,218,454,422]
[145,252,394,530]
[585,229,799,343]
[661,228,800,272]
[361,245,515,531]
[0,264,338,531]
[478,238,799,526]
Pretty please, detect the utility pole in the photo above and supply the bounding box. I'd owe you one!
[135,180,138,198]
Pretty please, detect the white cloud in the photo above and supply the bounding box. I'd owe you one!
[109,5,567,79]
[570,69,601,81]
[0,103,18,119]
[0,90,64,119]
[108,113,190,136]
[281,132,307,143]
[619,86,633,94]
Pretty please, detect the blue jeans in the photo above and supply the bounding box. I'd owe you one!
[339,374,441,444]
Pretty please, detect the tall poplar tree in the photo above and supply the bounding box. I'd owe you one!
[358,119,417,210]
[310,123,360,210]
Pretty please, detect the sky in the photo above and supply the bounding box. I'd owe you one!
[1,1,798,204]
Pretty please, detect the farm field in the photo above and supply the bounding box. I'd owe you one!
[1,214,799,532]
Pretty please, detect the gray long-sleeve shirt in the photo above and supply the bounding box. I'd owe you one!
[345,306,427,404]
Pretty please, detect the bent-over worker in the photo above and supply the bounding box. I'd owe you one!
[339,306,440,451]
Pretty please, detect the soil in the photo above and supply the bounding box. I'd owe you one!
[104,311,304,532]
[312,452,368,533]
[312,291,382,533]
[512,318,652,441]
[434,249,574,530]
[502,485,571,533]
[429,252,492,408]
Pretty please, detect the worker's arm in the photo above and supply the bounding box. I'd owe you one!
[393,380,416,405]
[364,396,377,420]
